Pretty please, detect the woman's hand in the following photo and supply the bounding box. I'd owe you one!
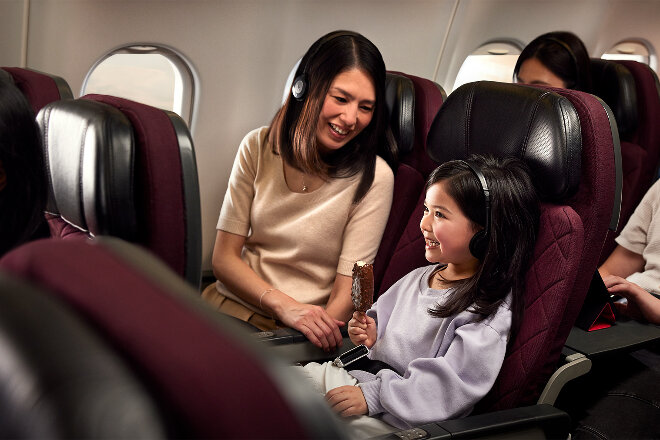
[325,386,368,417]
[604,275,660,324]
[348,311,377,348]
[276,299,345,351]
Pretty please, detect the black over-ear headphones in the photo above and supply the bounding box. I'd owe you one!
[291,31,356,101]
[461,160,491,260]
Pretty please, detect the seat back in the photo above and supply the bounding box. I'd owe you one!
[600,60,660,259]
[381,81,620,411]
[372,72,445,293]
[590,58,650,261]
[0,237,348,439]
[1,67,73,114]
[372,73,425,293]
[0,271,165,438]
[389,71,446,178]
[37,95,202,287]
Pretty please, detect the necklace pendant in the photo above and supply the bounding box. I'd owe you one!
[302,184,308,192]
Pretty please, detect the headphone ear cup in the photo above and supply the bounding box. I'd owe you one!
[469,230,488,260]
[291,74,307,101]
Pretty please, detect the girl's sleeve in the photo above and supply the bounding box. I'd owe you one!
[217,128,263,236]
[337,158,394,276]
[358,319,509,426]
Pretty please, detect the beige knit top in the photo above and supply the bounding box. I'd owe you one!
[214,126,394,314]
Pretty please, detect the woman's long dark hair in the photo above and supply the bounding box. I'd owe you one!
[268,30,396,203]
[0,80,47,256]
[514,31,592,93]
[426,156,540,341]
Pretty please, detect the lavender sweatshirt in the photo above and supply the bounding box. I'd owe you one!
[349,264,512,429]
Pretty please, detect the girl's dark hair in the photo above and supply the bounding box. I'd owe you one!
[268,30,397,203]
[426,155,540,341]
[514,31,592,93]
[0,80,48,256]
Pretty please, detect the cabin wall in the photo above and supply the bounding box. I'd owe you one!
[0,0,26,66]
[0,0,658,272]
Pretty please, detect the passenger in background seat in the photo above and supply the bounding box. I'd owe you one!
[296,156,540,438]
[567,169,660,440]
[203,30,395,350]
[514,31,592,93]
[600,178,660,325]
[0,81,48,256]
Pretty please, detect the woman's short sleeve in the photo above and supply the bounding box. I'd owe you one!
[216,127,267,236]
[337,157,394,276]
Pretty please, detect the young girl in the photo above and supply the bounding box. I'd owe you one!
[297,156,540,437]
[202,30,396,351]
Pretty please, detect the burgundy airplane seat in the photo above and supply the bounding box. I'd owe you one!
[388,71,446,178]
[589,58,642,261]
[0,237,348,439]
[599,60,660,260]
[370,81,619,439]
[373,71,445,294]
[36,94,202,287]
[0,270,165,438]
[1,67,73,114]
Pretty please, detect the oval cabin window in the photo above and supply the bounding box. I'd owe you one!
[453,40,524,92]
[601,39,657,72]
[82,45,195,125]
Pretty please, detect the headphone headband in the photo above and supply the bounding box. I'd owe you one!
[291,31,358,101]
[461,160,491,259]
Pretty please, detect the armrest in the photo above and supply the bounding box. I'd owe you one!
[254,325,354,363]
[373,404,570,440]
[565,318,660,360]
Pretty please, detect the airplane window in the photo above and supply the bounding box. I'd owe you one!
[453,41,524,92]
[601,39,657,72]
[82,45,195,124]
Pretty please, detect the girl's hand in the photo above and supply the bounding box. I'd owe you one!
[325,386,368,417]
[277,302,345,351]
[347,311,377,348]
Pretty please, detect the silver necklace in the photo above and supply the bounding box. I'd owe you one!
[302,174,308,192]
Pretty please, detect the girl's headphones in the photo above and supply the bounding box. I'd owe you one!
[291,31,357,101]
[461,160,491,260]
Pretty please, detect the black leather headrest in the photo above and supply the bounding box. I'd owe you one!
[385,72,415,155]
[427,81,582,201]
[590,58,638,140]
[37,99,137,239]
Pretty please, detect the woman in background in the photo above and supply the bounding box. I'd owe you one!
[514,31,592,92]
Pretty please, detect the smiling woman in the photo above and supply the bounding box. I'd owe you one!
[315,68,375,154]
[201,30,395,351]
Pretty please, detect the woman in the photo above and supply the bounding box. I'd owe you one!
[0,80,48,256]
[203,30,396,351]
[514,31,592,92]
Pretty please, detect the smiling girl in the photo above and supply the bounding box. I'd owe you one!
[203,30,396,351]
[296,156,540,437]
